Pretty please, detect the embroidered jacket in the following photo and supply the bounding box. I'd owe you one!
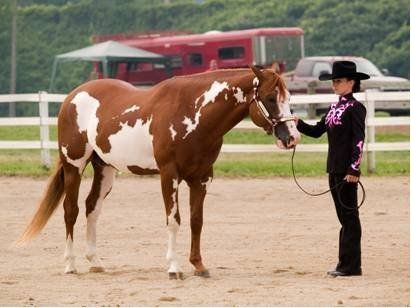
[297,93,366,176]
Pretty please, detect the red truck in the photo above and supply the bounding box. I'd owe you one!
[93,27,305,86]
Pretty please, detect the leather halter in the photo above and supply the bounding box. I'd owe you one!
[252,84,295,129]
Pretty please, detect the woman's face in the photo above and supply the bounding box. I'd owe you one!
[332,78,354,96]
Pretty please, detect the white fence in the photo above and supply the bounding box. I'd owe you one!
[0,90,409,172]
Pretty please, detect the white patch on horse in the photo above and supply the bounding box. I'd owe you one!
[253,77,259,87]
[71,92,100,133]
[225,93,228,101]
[233,87,246,104]
[194,81,229,108]
[61,144,93,174]
[100,119,158,171]
[64,236,76,274]
[70,91,157,173]
[182,114,200,138]
[86,167,116,272]
[122,105,140,115]
[169,124,177,141]
[183,81,229,139]
[166,179,182,274]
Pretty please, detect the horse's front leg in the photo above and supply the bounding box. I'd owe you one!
[187,173,213,278]
[160,164,183,280]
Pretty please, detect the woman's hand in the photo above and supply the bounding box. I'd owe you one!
[293,115,299,124]
[344,174,359,183]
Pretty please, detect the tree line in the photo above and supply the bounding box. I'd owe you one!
[0,0,409,95]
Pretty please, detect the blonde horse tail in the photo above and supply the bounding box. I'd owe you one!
[16,159,65,245]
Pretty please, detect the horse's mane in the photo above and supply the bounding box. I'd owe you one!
[159,68,288,103]
[273,74,288,103]
[173,68,250,79]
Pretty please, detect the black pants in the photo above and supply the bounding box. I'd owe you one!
[329,173,362,273]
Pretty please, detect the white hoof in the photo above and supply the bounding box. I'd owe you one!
[86,254,105,273]
[64,256,77,274]
[64,265,77,274]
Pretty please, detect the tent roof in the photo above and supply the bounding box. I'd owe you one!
[56,40,165,62]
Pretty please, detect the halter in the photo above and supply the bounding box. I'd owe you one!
[252,84,295,129]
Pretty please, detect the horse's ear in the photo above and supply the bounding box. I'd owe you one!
[249,65,265,81]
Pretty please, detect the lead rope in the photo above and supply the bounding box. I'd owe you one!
[291,146,365,211]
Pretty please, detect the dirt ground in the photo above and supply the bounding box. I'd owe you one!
[0,175,409,306]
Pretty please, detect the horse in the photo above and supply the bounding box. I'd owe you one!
[17,66,300,279]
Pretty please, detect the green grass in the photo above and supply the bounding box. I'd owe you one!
[0,126,408,177]
[0,126,58,141]
[224,130,409,144]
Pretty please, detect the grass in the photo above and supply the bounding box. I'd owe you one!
[0,126,408,177]
[224,130,410,144]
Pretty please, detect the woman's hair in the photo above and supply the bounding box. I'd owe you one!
[349,78,361,93]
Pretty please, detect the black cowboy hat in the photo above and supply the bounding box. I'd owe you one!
[319,60,370,81]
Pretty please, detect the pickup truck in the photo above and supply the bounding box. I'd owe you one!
[284,56,410,115]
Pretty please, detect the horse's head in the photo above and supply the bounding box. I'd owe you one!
[248,66,300,149]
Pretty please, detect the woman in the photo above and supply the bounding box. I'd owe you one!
[296,61,369,277]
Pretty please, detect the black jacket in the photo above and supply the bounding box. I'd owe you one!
[297,93,366,176]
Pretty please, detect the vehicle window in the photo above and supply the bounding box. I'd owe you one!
[168,55,183,68]
[188,53,203,66]
[136,63,153,72]
[352,58,382,76]
[295,59,314,77]
[126,63,138,72]
[126,63,154,72]
[153,63,165,69]
[312,62,332,77]
[218,46,245,59]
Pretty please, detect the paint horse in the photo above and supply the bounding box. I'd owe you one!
[18,66,300,279]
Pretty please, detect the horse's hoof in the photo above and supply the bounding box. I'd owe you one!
[64,269,77,274]
[194,269,210,278]
[169,272,184,280]
[89,266,105,273]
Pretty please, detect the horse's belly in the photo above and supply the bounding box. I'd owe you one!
[89,117,159,173]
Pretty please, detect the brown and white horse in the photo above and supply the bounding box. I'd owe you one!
[18,66,300,279]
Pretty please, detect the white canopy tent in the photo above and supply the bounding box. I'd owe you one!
[49,40,169,91]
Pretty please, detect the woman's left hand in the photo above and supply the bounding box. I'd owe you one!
[344,174,359,183]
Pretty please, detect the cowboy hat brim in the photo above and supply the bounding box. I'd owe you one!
[319,71,370,81]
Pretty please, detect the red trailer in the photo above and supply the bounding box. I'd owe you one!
[93,27,304,86]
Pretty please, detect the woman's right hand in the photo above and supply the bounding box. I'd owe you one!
[293,115,299,124]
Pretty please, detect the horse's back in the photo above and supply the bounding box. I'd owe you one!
[63,79,140,106]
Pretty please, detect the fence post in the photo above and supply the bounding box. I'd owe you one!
[39,91,51,168]
[365,89,376,173]
[306,81,317,119]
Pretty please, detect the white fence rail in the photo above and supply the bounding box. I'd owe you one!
[0,90,409,172]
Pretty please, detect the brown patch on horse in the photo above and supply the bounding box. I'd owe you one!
[85,154,107,216]
[57,98,89,160]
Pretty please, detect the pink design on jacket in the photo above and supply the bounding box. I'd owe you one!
[325,98,354,128]
[351,140,364,171]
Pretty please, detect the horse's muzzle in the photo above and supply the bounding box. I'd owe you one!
[276,136,298,149]
[273,121,300,149]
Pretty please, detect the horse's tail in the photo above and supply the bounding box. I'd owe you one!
[16,159,65,245]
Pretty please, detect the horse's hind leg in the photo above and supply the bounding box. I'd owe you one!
[85,156,116,272]
[187,172,213,278]
[160,163,183,279]
[62,162,82,274]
